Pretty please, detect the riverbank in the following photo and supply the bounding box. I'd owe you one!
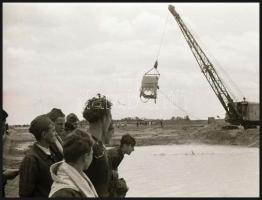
[4,121,259,169]
[3,121,259,197]
[110,123,259,148]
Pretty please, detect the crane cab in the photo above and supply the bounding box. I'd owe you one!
[226,100,260,128]
[237,101,259,123]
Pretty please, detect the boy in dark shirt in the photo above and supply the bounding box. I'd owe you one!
[19,115,60,197]
[108,134,136,197]
[82,94,114,197]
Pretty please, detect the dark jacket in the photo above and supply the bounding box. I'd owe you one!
[51,188,84,198]
[84,136,112,197]
[107,146,129,197]
[49,135,64,161]
[19,143,59,197]
[107,146,124,171]
[2,171,7,197]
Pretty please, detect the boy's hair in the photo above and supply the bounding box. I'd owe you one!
[83,94,112,123]
[66,113,79,124]
[120,134,136,147]
[29,115,53,141]
[46,108,65,123]
[64,121,75,132]
[63,129,94,163]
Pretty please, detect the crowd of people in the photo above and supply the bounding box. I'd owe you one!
[1,94,136,198]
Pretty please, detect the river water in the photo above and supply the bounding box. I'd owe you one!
[118,144,259,197]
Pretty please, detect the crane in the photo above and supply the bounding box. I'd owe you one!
[168,5,259,129]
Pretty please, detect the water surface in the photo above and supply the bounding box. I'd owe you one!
[118,144,259,197]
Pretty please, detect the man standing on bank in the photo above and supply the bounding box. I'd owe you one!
[108,134,136,197]
[46,108,66,141]
[19,115,60,197]
[108,134,136,171]
[46,108,65,161]
[82,94,113,197]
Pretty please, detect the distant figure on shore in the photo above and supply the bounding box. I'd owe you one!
[2,109,19,198]
[49,129,98,198]
[160,120,163,128]
[19,115,60,197]
[64,113,79,135]
[82,94,114,197]
[108,134,136,197]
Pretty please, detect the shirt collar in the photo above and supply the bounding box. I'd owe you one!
[36,143,51,155]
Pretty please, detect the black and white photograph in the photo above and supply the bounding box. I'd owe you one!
[2,2,259,198]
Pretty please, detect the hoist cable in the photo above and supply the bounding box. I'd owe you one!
[159,89,201,120]
[155,11,170,61]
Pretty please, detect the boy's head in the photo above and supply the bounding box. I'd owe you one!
[65,113,79,133]
[46,108,65,135]
[83,94,112,123]
[120,134,136,155]
[63,129,94,170]
[83,94,113,142]
[29,115,56,144]
[66,113,79,128]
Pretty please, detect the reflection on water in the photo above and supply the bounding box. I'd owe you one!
[118,144,259,197]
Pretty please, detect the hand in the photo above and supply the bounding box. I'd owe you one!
[3,168,19,179]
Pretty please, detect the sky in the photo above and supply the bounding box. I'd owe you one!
[3,3,259,125]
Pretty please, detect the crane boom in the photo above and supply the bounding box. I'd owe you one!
[168,5,243,123]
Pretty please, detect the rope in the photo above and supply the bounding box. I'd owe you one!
[143,11,169,79]
[145,66,160,75]
[159,89,201,120]
[155,11,170,61]
[144,11,169,76]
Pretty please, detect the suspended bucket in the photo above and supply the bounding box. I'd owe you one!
[140,75,159,98]
[140,61,160,103]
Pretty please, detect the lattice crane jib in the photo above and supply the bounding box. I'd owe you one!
[168,5,242,122]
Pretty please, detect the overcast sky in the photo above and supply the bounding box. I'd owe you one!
[3,3,259,125]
